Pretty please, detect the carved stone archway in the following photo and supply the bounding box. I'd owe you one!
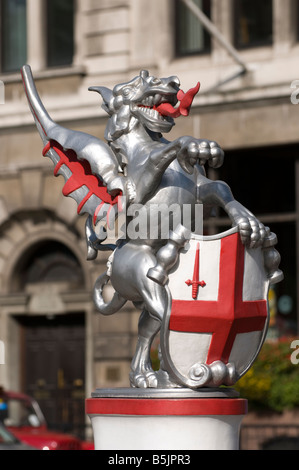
[0,209,96,398]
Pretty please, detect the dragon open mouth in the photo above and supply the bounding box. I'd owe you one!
[138,82,200,121]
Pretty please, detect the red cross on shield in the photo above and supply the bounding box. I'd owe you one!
[161,227,270,389]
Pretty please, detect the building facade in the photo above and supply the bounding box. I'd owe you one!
[0,0,298,434]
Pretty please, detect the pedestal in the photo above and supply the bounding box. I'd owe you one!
[86,388,247,450]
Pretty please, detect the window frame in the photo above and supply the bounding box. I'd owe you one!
[296,0,299,42]
[233,0,274,50]
[0,0,27,74]
[174,0,212,58]
[46,0,75,69]
[0,0,76,74]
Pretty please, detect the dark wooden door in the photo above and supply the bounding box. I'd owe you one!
[19,314,85,436]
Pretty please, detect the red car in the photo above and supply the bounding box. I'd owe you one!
[1,389,93,450]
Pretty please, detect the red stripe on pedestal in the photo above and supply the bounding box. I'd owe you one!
[86,397,248,416]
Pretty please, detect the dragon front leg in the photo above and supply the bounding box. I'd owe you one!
[224,199,267,248]
[197,176,266,248]
[149,136,224,176]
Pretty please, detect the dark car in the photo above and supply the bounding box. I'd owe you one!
[1,389,93,450]
[0,422,36,450]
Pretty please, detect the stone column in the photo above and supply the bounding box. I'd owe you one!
[26,0,47,71]
[273,0,295,54]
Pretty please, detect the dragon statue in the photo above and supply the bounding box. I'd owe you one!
[21,66,282,389]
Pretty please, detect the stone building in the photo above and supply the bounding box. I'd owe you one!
[0,0,298,437]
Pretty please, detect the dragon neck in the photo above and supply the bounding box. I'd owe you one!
[109,120,161,169]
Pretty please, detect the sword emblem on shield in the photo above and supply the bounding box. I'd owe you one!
[185,243,206,299]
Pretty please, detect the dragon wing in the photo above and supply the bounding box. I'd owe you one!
[21,65,124,232]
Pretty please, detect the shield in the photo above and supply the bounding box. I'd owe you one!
[161,227,270,389]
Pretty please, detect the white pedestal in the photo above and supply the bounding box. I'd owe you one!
[86,388,247,450]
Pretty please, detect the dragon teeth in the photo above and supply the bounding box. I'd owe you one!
[143,96,155,106]
[140,107,163,120]
[138,104,165,121]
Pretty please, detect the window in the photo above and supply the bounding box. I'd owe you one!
[175,0,211,56]
[47,0,74,68]
[234,0,273,49]
[0,0,27,73]
[0,0,74,73]
[212,145,298,337]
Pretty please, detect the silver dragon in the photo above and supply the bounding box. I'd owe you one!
[22,66,278,389]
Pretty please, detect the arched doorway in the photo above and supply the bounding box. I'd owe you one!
[13,239,87,437]
[16,240,85,289]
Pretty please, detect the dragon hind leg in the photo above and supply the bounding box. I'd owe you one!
[130,277,170,388]
[108,241,172,388]
[130,309,161,388]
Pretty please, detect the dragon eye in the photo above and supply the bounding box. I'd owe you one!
[150,77,161,85]
[122,88,131,96]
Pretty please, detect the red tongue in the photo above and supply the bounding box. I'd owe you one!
[155,82,200,118]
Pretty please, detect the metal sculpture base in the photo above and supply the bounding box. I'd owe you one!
[86,388,247,450]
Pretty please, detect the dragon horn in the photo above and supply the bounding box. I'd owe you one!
[89,86,114,115]
[88,85,112,98]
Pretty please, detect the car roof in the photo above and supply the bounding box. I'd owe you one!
[4,390,32,401]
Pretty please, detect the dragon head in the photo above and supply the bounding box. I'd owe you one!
[89,70,200,141]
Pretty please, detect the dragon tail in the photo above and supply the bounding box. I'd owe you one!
[21,65,124,228]
[21,65,56,144]
[93,273,127,315]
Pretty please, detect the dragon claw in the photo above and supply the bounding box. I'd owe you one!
[130,370,158,389]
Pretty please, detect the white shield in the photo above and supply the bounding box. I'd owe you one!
[161,227,270,389]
